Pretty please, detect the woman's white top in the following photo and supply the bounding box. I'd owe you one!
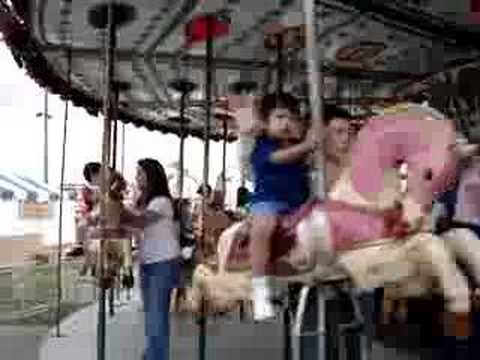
[140,196,180,264]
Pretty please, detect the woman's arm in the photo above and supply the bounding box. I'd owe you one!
[121,207,163,229]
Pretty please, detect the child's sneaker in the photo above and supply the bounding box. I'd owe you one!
[252,276,276,322]
[252,297,276,322]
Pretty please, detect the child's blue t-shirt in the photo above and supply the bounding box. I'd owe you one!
[250,137,310,209]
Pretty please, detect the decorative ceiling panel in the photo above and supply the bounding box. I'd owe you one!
[1,0,480,140]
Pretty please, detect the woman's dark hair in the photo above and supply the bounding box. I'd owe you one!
[83,162,101,183]
[137,158,172,208]
[258,92,301,122]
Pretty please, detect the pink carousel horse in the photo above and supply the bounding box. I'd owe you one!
[189,103,479,334]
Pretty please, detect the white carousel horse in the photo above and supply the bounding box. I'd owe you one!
[189,104,480,333]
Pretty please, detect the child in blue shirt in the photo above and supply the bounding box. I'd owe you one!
[248,93,317,321]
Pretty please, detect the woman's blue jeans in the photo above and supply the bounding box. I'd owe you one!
[140,258,181,360]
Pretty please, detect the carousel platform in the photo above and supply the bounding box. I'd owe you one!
[34,283,448,360]
[38,286,286,360]
[34,298,295,360]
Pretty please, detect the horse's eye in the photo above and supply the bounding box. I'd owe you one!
[424,169,433,181]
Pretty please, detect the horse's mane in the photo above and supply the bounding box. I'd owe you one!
[377,102,447,120]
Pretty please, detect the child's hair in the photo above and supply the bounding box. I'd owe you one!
[258,92,301,122]
[83,162,101,183]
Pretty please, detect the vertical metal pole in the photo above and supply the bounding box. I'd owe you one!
[179,92,187,200]
[284,304,292,360]
[304,0,325,198]
[202,20,213,223]
[111,88,119,171]
[120,121,130,301]
[303,2,328,360]
[276,33,285,94]
[43,90,49,184]
[316,287,327,360]
[109,86,119,316]
[121,123,126,175]
[55,48,72,338]
[98,2,115,359]
[199,15,214,360]
[178,90,187,270]
[221,120,227,191]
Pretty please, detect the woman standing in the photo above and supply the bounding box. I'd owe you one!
[121,158,180,360]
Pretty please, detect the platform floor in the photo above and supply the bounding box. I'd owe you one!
[1,286,458,360]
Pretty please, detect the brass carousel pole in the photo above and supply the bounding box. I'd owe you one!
[98,1,115,359]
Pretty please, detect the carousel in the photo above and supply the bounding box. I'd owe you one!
[3,1,480,360]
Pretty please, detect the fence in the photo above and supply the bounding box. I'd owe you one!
[0,259,97,325]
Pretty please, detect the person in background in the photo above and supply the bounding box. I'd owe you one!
[119,158,180,360]
[322,107,378,350]
[192,184,212,217]
[68,162,101,271]
[321,105,354,192]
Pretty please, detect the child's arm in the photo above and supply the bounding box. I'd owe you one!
[270,140,315,164]
[270,127,319,164]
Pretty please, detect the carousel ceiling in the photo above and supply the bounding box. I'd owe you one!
[2,0,480,140]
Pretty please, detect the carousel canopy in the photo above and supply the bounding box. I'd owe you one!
[1,0,480,140]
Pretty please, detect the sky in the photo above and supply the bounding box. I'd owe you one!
[0,43,241,201]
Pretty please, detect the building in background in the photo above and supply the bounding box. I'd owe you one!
[0,172,76,266]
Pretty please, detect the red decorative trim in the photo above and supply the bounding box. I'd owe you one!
[185,14,230,46]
